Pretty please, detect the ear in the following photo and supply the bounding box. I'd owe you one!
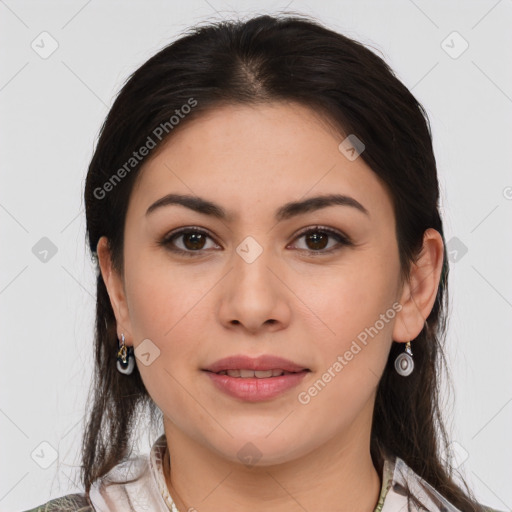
[392,228,445,343]
[96,236,134,346]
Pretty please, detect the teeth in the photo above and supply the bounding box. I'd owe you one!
[217,369,289,378]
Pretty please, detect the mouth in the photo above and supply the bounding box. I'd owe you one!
[202,354,311,375]
[203,368,310,378]
[202,368,311,402]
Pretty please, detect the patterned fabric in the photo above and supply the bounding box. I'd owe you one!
[21,434,503,512]
[22,492,93,511]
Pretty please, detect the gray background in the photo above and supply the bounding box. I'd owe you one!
[1,1,511,511]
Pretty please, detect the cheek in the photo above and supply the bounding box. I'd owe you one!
[295,278,394,425]
[293,258,397,343]
[125,265,208,419]
[124,250,213,337]
[290,261,397,410]
[123,256,219,393]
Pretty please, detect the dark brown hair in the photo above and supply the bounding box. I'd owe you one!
[82,12,486,510]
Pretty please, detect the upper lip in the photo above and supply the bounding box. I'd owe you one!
[202,355,310,373]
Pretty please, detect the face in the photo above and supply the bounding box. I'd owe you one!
[100,102,411,466]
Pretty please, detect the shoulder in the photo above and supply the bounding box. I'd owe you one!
[21,492,94,512]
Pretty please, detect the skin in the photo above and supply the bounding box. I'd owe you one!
[97,102,444,512]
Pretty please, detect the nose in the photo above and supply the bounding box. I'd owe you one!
[217,244,291,335]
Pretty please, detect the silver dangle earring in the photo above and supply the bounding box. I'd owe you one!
[394,340,414,376]
[116,333,135,375]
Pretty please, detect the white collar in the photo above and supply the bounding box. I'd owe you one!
[88,434,171,512]
[380,455,462,512]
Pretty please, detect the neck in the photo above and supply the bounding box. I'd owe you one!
[162,407,382,512]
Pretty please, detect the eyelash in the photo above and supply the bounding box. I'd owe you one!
[159,225,353,257]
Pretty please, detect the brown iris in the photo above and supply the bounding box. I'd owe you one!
[182,232,207,250]
[304,231,329,250]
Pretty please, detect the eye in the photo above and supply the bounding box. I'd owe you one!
[159,227,220,256]
[288,226,353,254]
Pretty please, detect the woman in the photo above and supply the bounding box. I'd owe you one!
[23,13,502,512]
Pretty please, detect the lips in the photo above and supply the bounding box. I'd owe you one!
[202,354,310,374]
[204,368,310,401]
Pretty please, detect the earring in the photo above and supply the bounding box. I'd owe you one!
[394,340,414,376]
[116,333,135,375]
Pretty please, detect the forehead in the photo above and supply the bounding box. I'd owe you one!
[128,102,394,224]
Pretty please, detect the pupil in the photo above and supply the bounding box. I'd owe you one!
[307,232,328,250]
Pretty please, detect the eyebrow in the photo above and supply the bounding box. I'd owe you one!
[145,193,370,221]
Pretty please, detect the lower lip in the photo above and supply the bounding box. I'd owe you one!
[203,370,309,402]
